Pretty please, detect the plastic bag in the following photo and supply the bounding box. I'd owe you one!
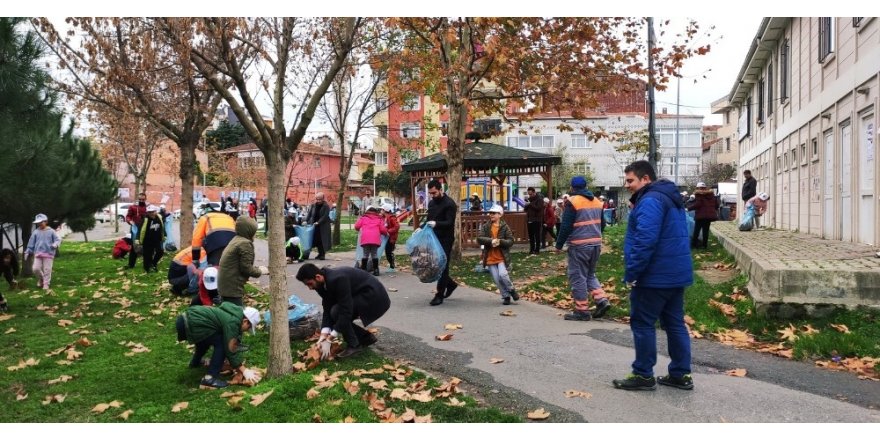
[263,294,319,326]
[294,224,315,253]
[738,205,756,231]
[355,233,388,266]
[603,208,615,225]
[686,210,695,238]
[405,225,447,283]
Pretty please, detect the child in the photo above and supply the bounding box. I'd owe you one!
[354,206,388,276]
[286,236,302,263]
[112,237,133,259]
[381,203,400,273]
[138,205,166,273]
[1,248,19,312]
[24,213,61,290]
[476,205,518,305]
[745,192,770,229]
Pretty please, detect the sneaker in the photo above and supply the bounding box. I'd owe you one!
[199,375,228,389]
[563,310,592,321]
[429,294,444,306]
[337,346,364,359]
[443,282,458,298]
[0,301,8,313]
[613,374,656,391]
[657,374,694,390]
[510,290,520,301]
[502,297,511,305]
[592,299,611,319]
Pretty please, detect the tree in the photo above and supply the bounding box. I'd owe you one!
[552,145,596,196]
[90,109,163,197]
[205,119,249,150]
[162,17,363,377]
[698,163,736,188]
[35,17,226,248]
[385,18,709,259]
[612,128,653,183]
[375,171,411,205]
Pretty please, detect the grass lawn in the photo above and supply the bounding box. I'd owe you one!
[0,241,517,422]
[437,222,879,376]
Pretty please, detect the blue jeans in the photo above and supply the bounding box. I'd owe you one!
[629,286,691,378]
[192,332,226,377]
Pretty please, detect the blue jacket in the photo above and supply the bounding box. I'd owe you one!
[623,179,693,288]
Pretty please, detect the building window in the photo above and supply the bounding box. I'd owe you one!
[312,157,321,168]
[377,125,388,139]
[812,138,819,160]
[237,152,265,169]
[571,134,590,148]
[780,40,790,102]
[725,137,731,152]
[473,119,502,137]
[401,96,420,112]
[757,77,765,124]
[440,122,448,137]
[853,17,863,27]
[819,17,835,63]
[374,152,387,166]
[800,144,807,165]
[767,63,774,117]
[506,135,552,149]
[777,156,782,173]
[791,147,798,169]
[375,97,388,111]
[400,123,421,139]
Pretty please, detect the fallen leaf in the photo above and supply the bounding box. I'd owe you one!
[446,397,466,407]
[92,403,112,414]
[171,402,189,413]
[410,391,434,403]
[389,388,411,401]
[4,327,15,334]
[399,407,417,422]
[57,319,74,327]
[435,333,453,341]
[55,360,72,366]
[8,357,40,371]
[500,310,517,317]
[563,390,592,399]
[312,414,322,423]
[250,389,274,406]
[76,337,94,347]
[66,348,83,361]
[777,324,799,342]
[306,388,320,400]
[368,380,388,390]
[489,358,504,364]
[16,391,28,401]
[527,408,551,420]
[829,323,851,334]
[220,391,245,398]
[42,394,66,405]
[47,375,74,385]
[343,416,356,423]
[801,324,820,335]
[108,400,123,408]
[0,314,14,321]
[684,315,695,326]
[343,379,360,396]
[725,368,747,377]
[118,409,134,420]
[444,323,463,330]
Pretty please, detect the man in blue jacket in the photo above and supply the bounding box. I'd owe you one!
[613,160,694,392]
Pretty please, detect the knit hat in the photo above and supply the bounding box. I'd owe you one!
[570,176,587,189]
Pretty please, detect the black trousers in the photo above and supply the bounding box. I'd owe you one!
[330,304,373,349]
[168,264,189,295]
[385,242,396,268]
[527,221,542,253]
[142,242,164,272]
[436,239,456,295]
[692,219,712,248]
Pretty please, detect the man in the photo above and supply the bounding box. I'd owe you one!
[0,248,19,312]
[613,160,694,392]
[167,245,206,296]
[296,263,390,359]
[741,170,757,203]
[423,179,458,306]
[125,192,148,269]
[175,302,261,389]
[218,216,268,306]
[302,192,332,260]
[191,202,236,266]
[138,205,165,273]
[524,187,545,255]
[554,176,611,321]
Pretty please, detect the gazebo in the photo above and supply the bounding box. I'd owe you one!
[402,141,562,248]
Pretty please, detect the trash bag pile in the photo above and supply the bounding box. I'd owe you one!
[405,226,446,283]
[294,224,315,254]
[263,294,321,341]
[738,205,756,231]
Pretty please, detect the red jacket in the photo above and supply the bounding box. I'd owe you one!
[384,213,400,244]
[126,203,147,226]
[112,238,132,259]
[544,203,556,226]
[689,189,719,221]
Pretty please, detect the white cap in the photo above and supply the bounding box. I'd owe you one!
[759,192,770,201]
[556,199,563,204]
[146,205,159,212]
[680,191,688,196]
[472,192,479,197]
[243,307,261,335]
[159,204,166,209]
[202,267,218,290]
[381,203,394,212]
[32,213,48,224]
[488,205,503,214]
[543,197,550,203]
[599,195,606,200]
[696,182,707,188]
[288,207,297,215]
[288,236,300,246]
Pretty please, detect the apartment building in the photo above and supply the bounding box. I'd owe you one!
[729,17,879,245]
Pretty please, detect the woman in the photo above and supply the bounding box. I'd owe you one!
[688,182,719,248]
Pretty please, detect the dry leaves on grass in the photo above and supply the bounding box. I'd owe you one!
[446,397,466,407]
[435,333,453,341]
[444,323,463,330]
[47,375,74,385]
[0,314,15,322]
[57,319,74,327]
[42,394,67,405]
[16,391,28,401]
[7,357,40,371]
[343,379,360,396]
[815,356,880,380]
[725,368,748,377]
[118,409,134,420]
[91,401,124,414]
[4,327,15,334]
[250,390,274,406]
[829,323,851,334]
[527,408,551,420]
[122,341,151,356]
[171,402,189,413]
[708,299,737,321]
[777,324,799,342]
[563,390,592,399]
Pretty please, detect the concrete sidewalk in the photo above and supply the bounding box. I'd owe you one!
[248,237,880,422]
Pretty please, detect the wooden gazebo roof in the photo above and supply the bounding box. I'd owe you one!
[401,142,561,176]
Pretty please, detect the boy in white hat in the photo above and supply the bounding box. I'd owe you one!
[24,214,61,290]
[476,205,518,305]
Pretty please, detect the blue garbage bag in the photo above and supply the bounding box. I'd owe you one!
[686,210,695,238]
[738,205,756,231]
[294,224,315,253]
[163,217,177,252]
[355,233,389,267]
[263,294,319,326]
[405,225,446,283]
[603,208,615,225]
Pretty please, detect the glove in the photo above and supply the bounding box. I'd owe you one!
[318,338,332,360]
[211,296,222,306]
[426,221,436,228]
[192,247,201,262]
[258,266,269,275]
[242,368,258,381]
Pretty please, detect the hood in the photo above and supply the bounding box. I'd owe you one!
[643,179,685,209]
[235,215,258,240]
[694,188,715,197]
[568,188,595,200]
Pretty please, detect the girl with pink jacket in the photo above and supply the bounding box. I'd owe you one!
[354,206,388,276]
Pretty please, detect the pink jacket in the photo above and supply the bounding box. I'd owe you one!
[745,196,768,216]
[354,212,388,246]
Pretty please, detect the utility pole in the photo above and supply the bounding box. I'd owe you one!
[675,76,680,185]
[647,17,658,169]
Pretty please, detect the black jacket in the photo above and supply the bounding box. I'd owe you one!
[317,266,390,330]
[742,177,757,202]
[525,194,545,222]
[425,193,458,247]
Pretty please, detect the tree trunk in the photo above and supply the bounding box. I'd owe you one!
[19,222,33,277]
[265,151,293,377]
[81,231,88,242]
[177,142,197,247]
[445,101,468,261]
[333,187,344,246]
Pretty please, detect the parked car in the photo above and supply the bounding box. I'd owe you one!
[193,201,221,219]
[104,203,132,222]
[94,208,112,223]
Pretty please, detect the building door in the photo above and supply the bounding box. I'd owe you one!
[840,121,853,242]
[823,130,835,238]
[858,113,875,245]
